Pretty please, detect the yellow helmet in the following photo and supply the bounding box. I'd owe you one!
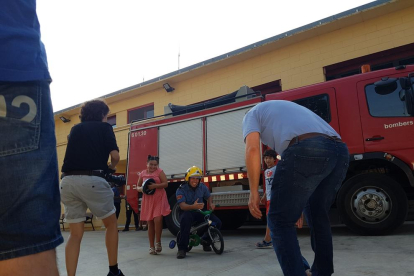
[185,166,203,181]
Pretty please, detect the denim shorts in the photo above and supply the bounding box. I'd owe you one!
[0,81,63,261]
[60,175,116,223]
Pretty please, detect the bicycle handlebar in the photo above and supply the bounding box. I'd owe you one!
[196,210,213,216]
[193,205,220,216]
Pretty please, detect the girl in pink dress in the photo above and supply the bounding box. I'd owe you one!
[137,155,171,255]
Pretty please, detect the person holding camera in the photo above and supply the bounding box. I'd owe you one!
[60,99,124,276]
[137,155,171,255]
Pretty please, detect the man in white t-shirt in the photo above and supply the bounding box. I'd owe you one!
[243,100,349,276]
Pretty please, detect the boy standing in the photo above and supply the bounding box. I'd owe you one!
[256,150,277,249]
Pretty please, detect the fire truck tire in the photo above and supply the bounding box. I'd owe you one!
[337,173,408,235]
[165,194,182,236]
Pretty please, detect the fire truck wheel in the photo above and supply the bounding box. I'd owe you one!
[165,194,182,236]
[337,173,408,235]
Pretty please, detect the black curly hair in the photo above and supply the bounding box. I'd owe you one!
[263,149,277,159]
[79,99,110,122]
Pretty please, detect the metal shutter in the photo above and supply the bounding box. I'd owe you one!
[159,119,203,177]
[206,108,250,172]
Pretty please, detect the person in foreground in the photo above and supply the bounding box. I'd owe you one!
[60,99,124,276]
[0,1,63,275]
[257,149,311,274]
[176,166,222,259]
[243,100,349,276]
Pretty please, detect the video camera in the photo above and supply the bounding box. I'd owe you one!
[105,170,126,187]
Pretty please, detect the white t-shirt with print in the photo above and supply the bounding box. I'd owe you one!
[265,166,277,201]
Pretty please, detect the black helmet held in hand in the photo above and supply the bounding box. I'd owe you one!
[142,178,156,195]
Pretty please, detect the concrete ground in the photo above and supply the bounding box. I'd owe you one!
[56,223,414,276]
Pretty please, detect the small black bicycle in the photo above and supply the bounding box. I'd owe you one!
[169,209,224,254]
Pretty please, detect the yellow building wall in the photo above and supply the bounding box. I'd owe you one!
[55,5,414,229]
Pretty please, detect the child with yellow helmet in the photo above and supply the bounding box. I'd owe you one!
[175,166,222,259]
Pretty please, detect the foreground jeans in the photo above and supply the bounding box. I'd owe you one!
[0,81,63,260]
[268,136,349,276]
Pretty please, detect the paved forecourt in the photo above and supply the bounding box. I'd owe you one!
[56,223,414,276]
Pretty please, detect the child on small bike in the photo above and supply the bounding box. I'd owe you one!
[175,166,222,259]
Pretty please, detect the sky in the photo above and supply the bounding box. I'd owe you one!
[37,0,375,112]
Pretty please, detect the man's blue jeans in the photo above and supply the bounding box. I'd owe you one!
[0,81,63,260]
[268,136,349,276]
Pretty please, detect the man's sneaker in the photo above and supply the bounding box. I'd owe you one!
[177,250,186,259]
[121,228,129,232]
[256,240,273,249]
[107,269,125,276]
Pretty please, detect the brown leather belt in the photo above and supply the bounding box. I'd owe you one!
[61,170,105,179]
[288,132,342,147]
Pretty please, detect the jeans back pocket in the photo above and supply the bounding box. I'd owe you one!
[294,155,329,178]
[0,82,41,157]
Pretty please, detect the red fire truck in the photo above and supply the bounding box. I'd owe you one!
[125,65,414,236]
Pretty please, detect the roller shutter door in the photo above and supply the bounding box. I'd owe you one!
[206,108,250,172]
[159,119,203,177]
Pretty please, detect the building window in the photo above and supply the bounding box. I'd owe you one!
[128,103,154,123]
[293,94,331,123]
[324,43,414,81]
[365,82,411,117]
[107,115,116,127]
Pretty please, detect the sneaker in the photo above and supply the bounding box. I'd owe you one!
[200,239,212,252]
[135,227,140,231]
[202,244,212,252]
[177,250,186,259]
[121,228,129,232]
[256,240,273,249]
[107,269,125,276]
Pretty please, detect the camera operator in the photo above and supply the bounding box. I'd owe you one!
[60,99,124,276]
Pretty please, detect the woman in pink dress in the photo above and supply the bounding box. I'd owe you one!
[137,155,171,255]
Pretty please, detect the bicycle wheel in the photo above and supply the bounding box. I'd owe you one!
[177,231,192,252]
[208,227,224,254]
